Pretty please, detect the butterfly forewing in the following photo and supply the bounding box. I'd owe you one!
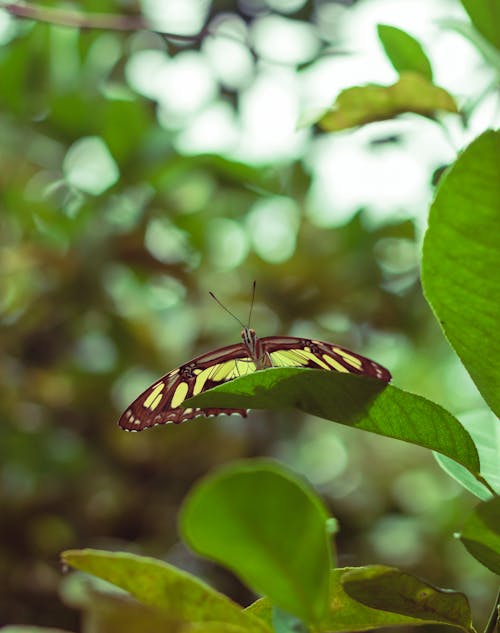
[119,343,253,431]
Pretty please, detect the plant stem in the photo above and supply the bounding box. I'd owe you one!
[475,474,498,498]
[484,587,500,633]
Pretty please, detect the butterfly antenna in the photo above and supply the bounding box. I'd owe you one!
[209,291,246,328]
[247,280,256,328]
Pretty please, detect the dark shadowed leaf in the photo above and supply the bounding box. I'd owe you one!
[342,567,474,632]
[246,567,473,632]
[460,496,500,575]
[186,368,480,477]
[180,459,332,626]
[422,130,500,417]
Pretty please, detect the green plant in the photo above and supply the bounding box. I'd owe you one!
[1,1,499,632]
[4,128,498,633]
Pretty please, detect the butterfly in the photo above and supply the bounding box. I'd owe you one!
[118,320,391,431]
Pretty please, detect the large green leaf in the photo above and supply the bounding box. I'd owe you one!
[61,550,270,633]
[186,368,480,477]
[377,25,433,79]
[460,0,500,50]
[179,459,332,626]
[247,567,474,632]
[422,130,500,417]
[460,496,500,575]
[318,72,456,131]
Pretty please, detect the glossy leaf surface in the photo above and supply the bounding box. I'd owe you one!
[422,130,500,417]
[186,368,480,476]
[180,459,332,625]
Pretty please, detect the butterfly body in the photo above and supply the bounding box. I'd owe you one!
[119,328,391,431]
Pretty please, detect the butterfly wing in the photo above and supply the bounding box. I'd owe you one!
[119,343,258,431]
[261,336,391,382]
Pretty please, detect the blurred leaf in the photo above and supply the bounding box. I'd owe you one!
[342,566,474,632]
[422,130,500,417]
[460,0,500,50]
[69,589,250,633]
[435,409,499,500]
[0,628,73,633]
[102,99,152,164]
[78,592,184,633]
[180,459,332,626]
[317,72,457,131]
[247,567,473,631]
[0,26,50,116]
[439,19,500,75]
[377,25,433,79]
[61,549,270,633]
[186,368,480,477]
[460,496,500,575]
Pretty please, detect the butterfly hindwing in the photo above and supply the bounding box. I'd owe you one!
[119,343,256,431]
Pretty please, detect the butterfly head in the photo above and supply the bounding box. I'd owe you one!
[241,327,257,350]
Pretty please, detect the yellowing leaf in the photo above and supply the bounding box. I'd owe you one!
[318,72,457,132]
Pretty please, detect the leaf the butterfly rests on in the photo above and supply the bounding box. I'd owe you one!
[118,328,391,431]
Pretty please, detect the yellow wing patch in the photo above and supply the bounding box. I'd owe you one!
[332,347,362,369]
[143,382,165,410]
[269,349,331,370]
[322,354,349,372]
[171,381,189,408]
[208,359,257,381]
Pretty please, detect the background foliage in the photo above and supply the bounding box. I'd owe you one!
[0,0,498,629]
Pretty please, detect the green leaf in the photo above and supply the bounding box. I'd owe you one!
[61,549,270,633]
[186,368,480,477]
[435,409,499,500]
[0,628,73,633]
[342,567,474,632]
[179,459,332,626]
[246,567,474,632]
[67,589,250,633]
[317,72,457,131]
[377,25,433,80]
[460,496,500,575]
[422,130,500,417]
[460,0,500,51]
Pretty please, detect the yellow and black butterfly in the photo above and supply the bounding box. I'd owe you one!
[118,288,391,431]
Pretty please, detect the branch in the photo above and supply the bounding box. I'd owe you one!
[0,2,206,40]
